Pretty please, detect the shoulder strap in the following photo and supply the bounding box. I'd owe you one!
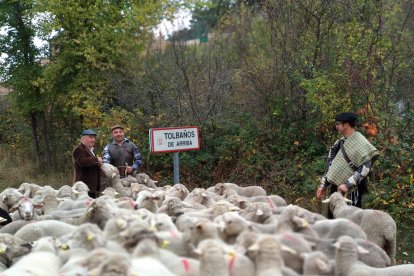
[340,139,358,171]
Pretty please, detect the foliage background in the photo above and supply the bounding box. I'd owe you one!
[1,0,413,262]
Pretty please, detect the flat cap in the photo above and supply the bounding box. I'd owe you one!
[335,112,358,123]
[110,125,124,132]
[81,129,97,136]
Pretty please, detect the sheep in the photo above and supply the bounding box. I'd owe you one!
[194,239,230,276]
[184,188,215,208]
[132,234,200,276]
[240,201,276,224]
[0,234,31,268]
[14,220,77,243]
[0,251,60,276]
[56,185,77,199]
[247,234,286,276]
[17,182,42,198]
[214,212,278,244]
[39,193,60,215]
[135,190,159,213]
[101,187,120,198]
[194,238,255,276]
[9,196,43,221]
[183,218,221,251]
[104,213,149,244]
[100,163,120,181]
[120,175,139,187]
[310,218,367,240]
[335,235,414,276]
[165,183,190,200]
[130,183,154,199]
[157,196,195,217]
[150,213,177,232]
[66,223,108,251]
[249,194,287,208]
[214,182,267,197]
[274,205,318,238]
[135,172,158,189]
[308,236,392,268]
[301,251,335,276]
[91,253,132,276]
[0,188,23,211]
[0,220,32,235]
[71,181,90,200]
[323,192,397,263]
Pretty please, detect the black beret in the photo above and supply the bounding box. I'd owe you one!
[81,129,97,136]
[335,112,358,123]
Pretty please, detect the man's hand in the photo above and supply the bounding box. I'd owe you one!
[126,166,133,174]
[337,184,348,194]
[97,157,103,166]
[317,187,326,199]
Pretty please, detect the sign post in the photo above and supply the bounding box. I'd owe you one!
[149,126,200,184]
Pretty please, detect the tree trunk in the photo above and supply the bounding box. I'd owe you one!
[30,112,40,167]
[38,111,52,169]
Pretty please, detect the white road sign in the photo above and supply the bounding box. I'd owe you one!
[150,126,200,153]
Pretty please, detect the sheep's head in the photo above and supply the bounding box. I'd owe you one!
[10,196,42,220]
[214,183,226,195]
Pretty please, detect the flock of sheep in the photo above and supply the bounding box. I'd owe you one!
[0,162,412,276]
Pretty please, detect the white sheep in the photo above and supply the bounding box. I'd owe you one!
[301,251,335,275]
[214,182,267,197]
[323,192,397,263]
[0,251,60,275]
[247,234,286,276]
[335,235,414,276]
[14,220,77,243]
[165,183,190,200]
[310,218,367,240]
[135,172,158,189]
[9,196,43,221]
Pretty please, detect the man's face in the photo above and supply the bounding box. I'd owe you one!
[335,121,348,135]
[112,128,125,143]
[81,135,96,148]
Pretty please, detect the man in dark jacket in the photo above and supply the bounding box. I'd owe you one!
[72,129,103,198]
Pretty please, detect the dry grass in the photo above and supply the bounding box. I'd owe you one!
[0,146,72,191]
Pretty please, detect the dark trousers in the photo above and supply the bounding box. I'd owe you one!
[327,184,363,219]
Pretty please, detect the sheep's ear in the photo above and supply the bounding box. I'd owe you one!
[281,244,297,255]
[0,243,8,254]
[34,204,43,209]
[316,259,329,272]
[256,209,264,216]
[248,243,259,252]
[192,248,202,257]
[201,192,208,197]
[9,206,18,213]
[344,198,352,203]
[292,216,308,228]
[321,198,330,203]
[239,200,248,209]
[357,245,369,254]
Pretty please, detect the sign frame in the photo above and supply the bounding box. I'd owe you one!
[149,126,200,154]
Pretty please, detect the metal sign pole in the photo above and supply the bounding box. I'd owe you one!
[173,152,180,184]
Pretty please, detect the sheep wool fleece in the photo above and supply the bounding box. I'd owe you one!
[327,131,378,186]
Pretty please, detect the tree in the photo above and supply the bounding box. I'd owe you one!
[0,0,51,168]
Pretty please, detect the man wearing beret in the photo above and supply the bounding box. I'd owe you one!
[102,125,142,178]
[72,129,103,198]
[317,112,379,218]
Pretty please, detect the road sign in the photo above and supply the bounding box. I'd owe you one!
[149,126,200,153]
